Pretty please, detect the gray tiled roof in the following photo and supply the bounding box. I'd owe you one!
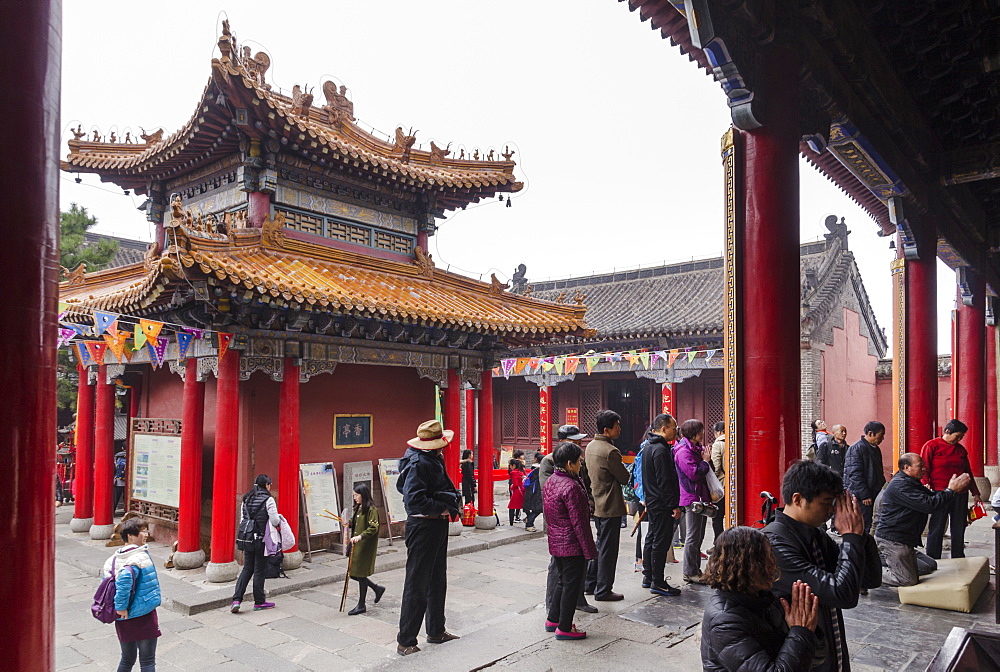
[528,241,830,339]
[83,232,149,269]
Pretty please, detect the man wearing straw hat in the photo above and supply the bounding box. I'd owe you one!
[395,419,462,656]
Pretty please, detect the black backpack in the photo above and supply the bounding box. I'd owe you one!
[114,456,127,481]
[236,497,267,551]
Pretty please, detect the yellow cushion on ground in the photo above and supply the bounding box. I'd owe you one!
[897,557,989,613]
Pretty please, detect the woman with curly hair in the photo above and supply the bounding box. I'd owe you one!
[701,527,819,672]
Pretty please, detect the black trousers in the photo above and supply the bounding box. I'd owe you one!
[711,498,725,542]
[113,485,125,512]
[642,507,675,586]
[927,493,968,559]
[232,541,267,605]
[860,501,875,537]
[584,516,621,596]
[545,554,588,611]
[397,517,449,646]
[547,555,586,632]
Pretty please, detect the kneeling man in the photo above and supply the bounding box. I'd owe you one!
[874,453,970,587]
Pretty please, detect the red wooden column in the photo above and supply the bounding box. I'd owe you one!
[986,322,998,470]
[207,351,241,582]
[955,274,987,477]
[91,365,116,539]
[539,386,552,453]
[443,369,461,487]
[0,0,60,667]
[70,366,96,532]
[661,382,675,416]
[904,226,938,451]
[278,358,302,564]
[475,370,496,528]
[740,44,801,520]
[465,388,476,457]
[174,358,206,568]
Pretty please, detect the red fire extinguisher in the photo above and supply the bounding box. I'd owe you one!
[462,502,477,526]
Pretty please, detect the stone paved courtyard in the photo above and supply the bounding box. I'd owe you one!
[55,506,998,671]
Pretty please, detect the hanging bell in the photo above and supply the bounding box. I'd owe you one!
[498,194,503,201]
[506,198,512,208]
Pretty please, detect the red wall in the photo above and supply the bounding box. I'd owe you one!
[821,309,880,459]
[875,373,953,456]
[141,362,435,523]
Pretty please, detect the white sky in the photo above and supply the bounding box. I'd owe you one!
[59,0,957,355]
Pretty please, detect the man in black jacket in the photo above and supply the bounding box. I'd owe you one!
[640,413,683,597]
[875,453,970,587]
[818,424,848,475]
[763,460,882,672]
[843,421,887,534]
[395,420,462,656]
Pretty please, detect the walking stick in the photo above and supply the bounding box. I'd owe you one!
[630,509,646,537]
[340,543,355,612]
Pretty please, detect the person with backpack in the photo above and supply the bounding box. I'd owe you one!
[522,452,544,531]
[641,413,683,597]
[230,474,280,613]
[626,444,645,572]
[507,457,526,527]
[113,448,128,513]
[100,516,162,672]
[347,482,386,615]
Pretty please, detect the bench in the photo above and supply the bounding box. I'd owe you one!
[897,556,990,613]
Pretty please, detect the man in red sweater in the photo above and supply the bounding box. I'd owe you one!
[920,419,982,559]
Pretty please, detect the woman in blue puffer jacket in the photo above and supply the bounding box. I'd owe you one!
[101,517,162,672]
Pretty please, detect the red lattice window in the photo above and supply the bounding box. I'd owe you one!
[580,384,602,437]
[706,383,724,443]
[516,388,532,440]
[501,384,516,443]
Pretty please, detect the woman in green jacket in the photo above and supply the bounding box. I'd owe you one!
[348,482,385,615]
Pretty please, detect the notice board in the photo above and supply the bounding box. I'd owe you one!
[130,429,181,509]
[300,462,341,536]
[377,458,407,524]
[343,461,373,504]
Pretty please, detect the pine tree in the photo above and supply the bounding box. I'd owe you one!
[57,205,119,426]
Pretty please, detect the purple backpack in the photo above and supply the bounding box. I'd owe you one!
[91,556,137,623]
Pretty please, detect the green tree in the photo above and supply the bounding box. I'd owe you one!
[60,203,118,272]
[57,204,118,426]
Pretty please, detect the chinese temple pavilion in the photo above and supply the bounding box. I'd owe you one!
[58,23,586,580]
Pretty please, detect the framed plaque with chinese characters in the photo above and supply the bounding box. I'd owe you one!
[333,414,373,449]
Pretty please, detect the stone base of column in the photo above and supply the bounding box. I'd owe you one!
[282,550,304,570]
[172,549,206,570]
[984,466,1000,489]
[89,523,115,540]
[448,520,463,536]
[206,561,239,583]
[974,476,994,500]
[474,515,497,530]
[69,517,94,533]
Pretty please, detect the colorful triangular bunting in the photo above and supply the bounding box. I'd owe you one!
[217,333,234,360]
[176,331,194,360]
[84,340,108,365]
[139,318,164,342]
[93,310,119,336]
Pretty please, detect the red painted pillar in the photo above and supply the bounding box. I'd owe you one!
[539,386,551,453]
[956,277,986,476]
[91,365,116,539]
[987,324,998,468]
[465,388,476,456]
[661,382,675,416]
[247,191,270,227]
[0,0,60,667]
[278,358,300,554]
[71,366,95,530]
[904,231,938,450]
[476,370,495,527]
[741,44,801,518]
[417,230,429,253]
[175,359,206,566]
[207,351,241,581]
[443,370,461,487]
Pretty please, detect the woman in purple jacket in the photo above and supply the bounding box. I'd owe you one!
[542,441,598,641]
[674,419,713,584]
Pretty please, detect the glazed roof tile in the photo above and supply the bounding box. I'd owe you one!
[60,211,586,339]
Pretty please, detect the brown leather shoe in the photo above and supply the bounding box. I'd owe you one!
[397,644,420,656]
[426,631,461,644]
[593,592,624,601]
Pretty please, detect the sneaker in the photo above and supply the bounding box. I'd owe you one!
[397,644,420,656]
[650,582,682,597]
[373,584,386,604]
[700,552,708,560]
[555,625,587,640]
[545,619,559,633]
[673,542,684,550]
[641,578,651,589]
[426,631,460,644]
[252,601,275,611]
[230,601,241,614]
[575,603,598,614]
[683,574,707,585]
[525,526,537,532]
